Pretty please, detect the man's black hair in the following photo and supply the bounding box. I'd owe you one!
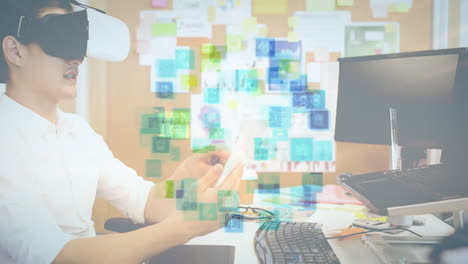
[0,0,73,83]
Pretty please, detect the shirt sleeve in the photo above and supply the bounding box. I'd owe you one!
[81,120,154,224]
[0,191,74,264]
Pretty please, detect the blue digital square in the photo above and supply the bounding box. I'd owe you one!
[176,49,194,69]
[204,88,220,104]
[157,59,176,78]
[309,90,326,109]
[272,128,289,141]
[156,82,174,99]
[201,108,221,129]
[309,110,329,130]
[235,70,258,92]
[301,191,317,210]
[313,141,333,161]
[254,138,270,160]
[289,75,307,92]
[292,92,312,110]
[258,183,280,194]
[267,67,286,92]
[256,38,275,57]
[225,215,244,233]
[176,189,185,199]
[274,40,302,59]
[290,138,314,161]
[269,106,291,128]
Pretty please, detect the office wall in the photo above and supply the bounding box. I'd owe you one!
[89,0,432,232]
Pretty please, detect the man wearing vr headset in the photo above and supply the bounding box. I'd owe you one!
[0,0,243,263]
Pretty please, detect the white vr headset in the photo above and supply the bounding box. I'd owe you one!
[17,0,130,62]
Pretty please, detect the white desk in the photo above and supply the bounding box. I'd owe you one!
[188,210,454,264]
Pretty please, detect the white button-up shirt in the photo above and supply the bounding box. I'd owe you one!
[0,94,154,263]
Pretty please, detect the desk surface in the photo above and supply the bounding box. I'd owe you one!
[188,209,454,264]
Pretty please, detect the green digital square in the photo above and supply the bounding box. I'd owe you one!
[152,23,177,36]
[217,190,239,212]
[165,180,175,198]
[176,179,198,211]
[227,35,245,52]
[199,203,218,221]
[141,113,163,134]
[152,136,170,153]
[146,159,162,178]
[209,128,224,139]
[169,147,181,161]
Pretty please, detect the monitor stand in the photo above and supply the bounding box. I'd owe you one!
[388,107,413,227]
[387,108,465,229]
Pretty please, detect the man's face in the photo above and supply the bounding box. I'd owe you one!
[20,8,83,101]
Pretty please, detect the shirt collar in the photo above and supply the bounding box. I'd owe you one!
[0,93,74,138]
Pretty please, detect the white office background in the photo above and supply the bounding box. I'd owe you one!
[0,0,467,117]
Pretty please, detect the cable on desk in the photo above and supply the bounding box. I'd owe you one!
[324,227,422,240]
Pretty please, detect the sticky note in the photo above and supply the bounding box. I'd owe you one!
[152,0,168,7]
[136,40,151,54]
[288,32,299,42]
[388,2,409,13]
[242,17,257,34]
[136,27,152,41]
[227,35,245,52]
[365,31,385,41]
[385,23,397,33]
[208,6,216,22]
[253,0,288,15]
[152,23,177,37]
[288,17,298,28]
[307,0,336,11]
[315,48,330,62]
[257,26,268,37]
[307,63,321,83]
[337,0,354,6]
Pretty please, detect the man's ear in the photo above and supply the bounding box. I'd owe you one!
[2,36,25,67]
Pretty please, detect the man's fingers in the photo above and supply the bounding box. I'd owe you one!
[198,164,224,191]
[206,150,231,166]
[217,163,244,190]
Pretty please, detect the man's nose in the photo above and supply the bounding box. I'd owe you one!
[66,59,84,67]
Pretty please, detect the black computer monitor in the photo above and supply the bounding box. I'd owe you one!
[334,48,468,165]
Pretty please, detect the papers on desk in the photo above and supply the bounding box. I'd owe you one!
[253,184,363,207]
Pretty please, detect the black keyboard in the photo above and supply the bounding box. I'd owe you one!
[254,221,340,264]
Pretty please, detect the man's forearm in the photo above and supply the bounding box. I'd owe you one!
[144,183,177,223]
[53,220,189,264]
